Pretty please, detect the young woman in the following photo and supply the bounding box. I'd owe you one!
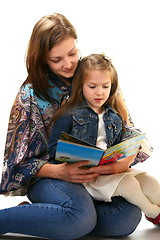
[48,53,160,226]
[0,13,152,239]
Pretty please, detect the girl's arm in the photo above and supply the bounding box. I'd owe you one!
[88,126,152,175]
[117,88,153,165]
[48,115,73,158]
[44,116,98,183]
[88,153,137,175]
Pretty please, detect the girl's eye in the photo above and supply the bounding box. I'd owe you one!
[89,86,96,89]
[103,86,109,88]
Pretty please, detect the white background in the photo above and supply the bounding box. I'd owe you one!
[0,0,159,207]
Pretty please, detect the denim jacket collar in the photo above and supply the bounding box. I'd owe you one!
[77,98,116,116]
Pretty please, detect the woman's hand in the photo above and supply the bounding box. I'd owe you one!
[88,154,137,175]
[36,161,98,183]
[36,153,137,183]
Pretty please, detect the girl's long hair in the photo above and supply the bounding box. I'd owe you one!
[52,53,127,124]
[24,13,77,101]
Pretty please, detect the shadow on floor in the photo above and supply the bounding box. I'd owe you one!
[0,234,47,240]
[0,223,159,240]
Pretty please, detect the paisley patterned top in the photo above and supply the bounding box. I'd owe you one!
[0,74,72,195]
[0,73,152,196]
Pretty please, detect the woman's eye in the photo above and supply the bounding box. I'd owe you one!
[69,52,76,56]
[50,59,60,63]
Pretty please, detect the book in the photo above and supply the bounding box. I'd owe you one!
[55,132,146,166]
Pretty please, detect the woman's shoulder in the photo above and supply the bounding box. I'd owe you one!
[19,82,34,97]
[13,82,38,109]
[19,83,50,108]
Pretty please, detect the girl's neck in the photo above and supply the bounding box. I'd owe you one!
[85,99,104,115]
[92,106,104,115]
[97,108,104,115]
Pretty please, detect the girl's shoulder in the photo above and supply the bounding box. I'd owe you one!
[104,105,119,116]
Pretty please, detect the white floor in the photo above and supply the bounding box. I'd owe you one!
[0,216,159,240]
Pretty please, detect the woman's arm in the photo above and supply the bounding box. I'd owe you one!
[0,85,49,195]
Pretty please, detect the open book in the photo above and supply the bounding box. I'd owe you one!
[55,132,146,166]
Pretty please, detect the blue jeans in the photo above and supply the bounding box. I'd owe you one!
[0,179,142,239]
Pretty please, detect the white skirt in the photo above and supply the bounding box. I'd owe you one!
[83,168,145,202]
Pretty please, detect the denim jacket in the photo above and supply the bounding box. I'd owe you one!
[48,100,123,158]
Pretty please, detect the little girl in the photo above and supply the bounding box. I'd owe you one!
[48,53,160,226]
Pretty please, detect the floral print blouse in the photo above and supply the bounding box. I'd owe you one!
[0,74,71,196]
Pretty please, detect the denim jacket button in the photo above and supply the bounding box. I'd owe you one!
[79,118,83,123]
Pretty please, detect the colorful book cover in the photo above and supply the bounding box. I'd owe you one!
[99,133,146,165]
[55,132,146,166]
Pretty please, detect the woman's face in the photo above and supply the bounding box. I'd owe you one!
[46,37,80,78]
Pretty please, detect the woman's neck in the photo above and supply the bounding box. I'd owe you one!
[59,76,72,86]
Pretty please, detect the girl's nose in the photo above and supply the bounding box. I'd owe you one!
[96,88,103,95]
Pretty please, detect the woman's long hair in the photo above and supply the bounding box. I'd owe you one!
[24,13,77,101]
[52,53,127,124]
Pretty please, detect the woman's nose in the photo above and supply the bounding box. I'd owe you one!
[63,57,72,68]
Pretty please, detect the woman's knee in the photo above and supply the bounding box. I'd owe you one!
[91,197,142,237]
[28,179,93,207]
[27,179,97,239]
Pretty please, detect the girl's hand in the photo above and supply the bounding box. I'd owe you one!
[88,154,137,175]
[36,161,98,183]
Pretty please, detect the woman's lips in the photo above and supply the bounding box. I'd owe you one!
[63,67,74,74]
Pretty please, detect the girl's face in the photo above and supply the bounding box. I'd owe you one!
[83,69,112,114]
[46,37,80,79]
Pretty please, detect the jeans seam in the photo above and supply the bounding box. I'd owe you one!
[0,204,63,211]
[46,179,73,208]
[96,205,123,215]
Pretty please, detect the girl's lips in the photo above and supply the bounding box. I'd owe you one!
[95,98,103,102]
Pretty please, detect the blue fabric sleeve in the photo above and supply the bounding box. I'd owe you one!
[48,116,73,158]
